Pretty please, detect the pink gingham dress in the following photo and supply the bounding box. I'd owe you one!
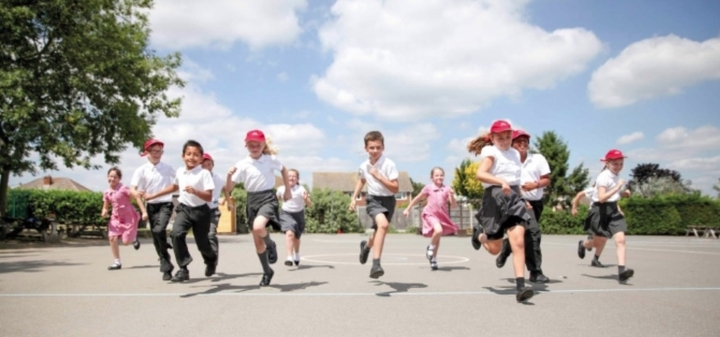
[104,183,139,241]
[420,184,458,237]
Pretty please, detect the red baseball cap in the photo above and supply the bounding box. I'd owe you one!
[512,129,530,140]
[245,129,266,142]
[140,139,164,157]
[202,153,213,162]
[490,120,512,134]
[602,149,627,161]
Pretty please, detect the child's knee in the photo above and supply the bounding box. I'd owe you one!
[486,243,501,255]
[109,236,117,243]
[285,231,295,239]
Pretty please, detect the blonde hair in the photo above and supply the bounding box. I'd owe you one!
[467,132,492,156]
[261,137,279,155]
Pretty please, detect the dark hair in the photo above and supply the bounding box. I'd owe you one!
[467,132,492,155]
[107,166,122,179]
[430,167,444,177]
[364,131,384,147]
[182,140,204,156]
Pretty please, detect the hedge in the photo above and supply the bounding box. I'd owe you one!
[7,189,107,224]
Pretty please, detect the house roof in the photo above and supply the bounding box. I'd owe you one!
[17,176,93,192]
[312,171,413,193]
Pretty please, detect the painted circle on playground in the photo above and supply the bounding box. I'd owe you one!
[301,253,470,266]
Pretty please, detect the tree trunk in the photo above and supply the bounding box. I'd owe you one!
[0,167,9,217]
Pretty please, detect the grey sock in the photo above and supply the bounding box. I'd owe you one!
[618,265,626,273]
[262,234,273,246]
[257,251,273,274]
[372,258,380,267]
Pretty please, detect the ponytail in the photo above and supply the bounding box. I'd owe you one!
[467,132,492,156]
[262,138,279,155]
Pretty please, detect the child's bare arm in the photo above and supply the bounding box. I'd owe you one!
[349,179,366,211]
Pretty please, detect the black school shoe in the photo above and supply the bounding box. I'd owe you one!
[369,264,384,279]
[359,240,370,265]
[294,259,300,266]
[267,240,278,264]
[619,268,635,283]
[284,259,294,267]
[162,265,174,281]
[591,259,605,268]
[495,239,511,268]
[577,240,586,259]
[132,239,141,250]
[516,287,535,302]
[171,269,189,282]
[205,261,217,277]
[259,269,274,286]
[107,262,122,270]
[529,272,550,284]
[471,226,482,251]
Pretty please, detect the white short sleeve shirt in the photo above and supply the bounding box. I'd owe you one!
[478,146,522,188]
[207,172,225,209]
[583,186,597,202]
[592,170,622,203]
[229,154,283,192]
[175,166,215,207]
[130,162,175,204]
[359,155,399,197]
[276,185,307,213]
[520,153,551,201]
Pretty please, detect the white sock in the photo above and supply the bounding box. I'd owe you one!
[286,256,293,261]
[293,252,300,261]
[428,245,435,251]
[114,259,121,264]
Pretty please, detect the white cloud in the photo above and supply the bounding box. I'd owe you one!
[668,155,720,172]
[616,131,644,145]
[312,0,603,120]
[656,126,720,152]
[344,119,441,162]
[588,35,720,108]
[277,72,289,82]
[149,0,307,50]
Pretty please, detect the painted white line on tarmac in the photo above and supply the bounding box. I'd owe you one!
[301,253,470,265]
[543,242,720,255]
[2,287,720,298]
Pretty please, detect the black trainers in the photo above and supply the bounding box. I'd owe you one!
[369,264,384,279]
[266,240,278,264]
[471,226,482,250]
[529,272,550,284]
[205,261,217,277]
[359,240,370,265]
[162,265,174,281]
[577,240,586,259]
[133,239,141,250]
[284,259,293,267]
[591,259,604,268]
[619,268,634,282]
[260,269,274,286]
[171,269,189,282]
[107,262,122,270]
[516,287,535,302]
[294,259,300,266]
[495,238,510,268]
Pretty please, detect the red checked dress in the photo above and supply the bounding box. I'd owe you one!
[420,184,459,237]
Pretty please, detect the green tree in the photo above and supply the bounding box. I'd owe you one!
[714,178,720,198]
[452,158,484,205]
[534,131,570,205]
[409,177,424,198]
[305,188,361,233]
[0,0,184,216]
[566,162,591,198]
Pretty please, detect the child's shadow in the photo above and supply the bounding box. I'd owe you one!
[371,281,428,297]
[181,272,262,284]
[269,281,328,292]
[433,266,470,272]
[502,277,563,291]
[181,283,260,298]
[581,273,633,285]
[483,286,536,305]
[288,264,335,272]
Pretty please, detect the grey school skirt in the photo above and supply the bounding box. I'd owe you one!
[475,185,531,240]
[585,202,627,238]
[247,189,281,231]
[280,209,306,238]
[366,195,396,230]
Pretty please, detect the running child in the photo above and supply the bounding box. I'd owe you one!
[102,167,148,270]
[468,120,535,302]
[403,167,458,270]
[349,131,399,279]
[226,130,292,286]
[145,140,218,282]
[276,169,312,267]
[202,153,233,263]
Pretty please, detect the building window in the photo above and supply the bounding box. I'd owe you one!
[395,192,407,200]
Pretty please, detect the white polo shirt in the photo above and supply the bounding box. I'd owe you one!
[520,153,551,201]
[359,155,399,197]
[130,161,175,204]
[583,186,597,202]
[276,185,307,213]
[207,172,225,209]
[175,166,215,207]
[229,154,283,192]
[592,170,622,203]
[478,145,522,188]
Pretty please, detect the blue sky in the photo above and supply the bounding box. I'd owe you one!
[11,0,720,196]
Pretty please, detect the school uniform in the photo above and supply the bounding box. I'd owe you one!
[229,154,283,232]
[587,170,627,238]
[171,165,217,270]
[582,186,598,234]
[130,161,175,273]
[358,155,399,229]
[518,153,550,276]
[207,172,226,258]
[474,146,532,241]
[276,185,308,238]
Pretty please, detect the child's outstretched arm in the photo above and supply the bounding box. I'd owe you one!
[132,193,149,221]
[448,188,458,208]
[280,166,292,201]
[145,184,178,201]
[349,179,366,211]
[571,191,586,216]
[403,191,427,217]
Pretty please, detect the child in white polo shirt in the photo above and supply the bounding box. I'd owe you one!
[349,131,399,279]
[202,153,233,264]
[146,140,218,282]
[276,169,312,266]
[226,130,292,286]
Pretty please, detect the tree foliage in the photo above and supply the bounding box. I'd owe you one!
[0,0,184,216]
[409,177,424,198]
[452,158,484,204]
[305,188,362,233]
[714,178,720,198]
[628,163,693,197]
[533,131,569,204]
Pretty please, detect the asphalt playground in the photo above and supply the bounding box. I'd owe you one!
[1,233,719,337]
